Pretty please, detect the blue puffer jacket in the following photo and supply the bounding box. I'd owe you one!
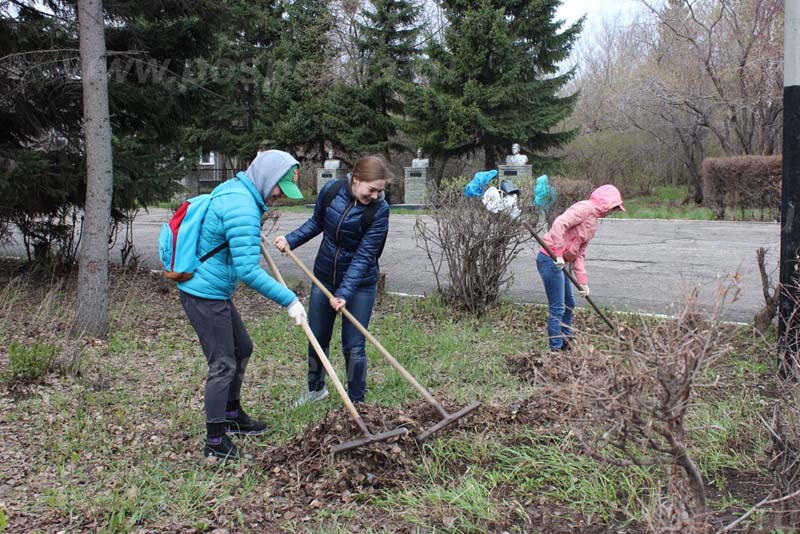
[178,173,297,306]
[285,179,389,302]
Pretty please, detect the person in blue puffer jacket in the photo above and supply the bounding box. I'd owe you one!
[274,155,391,406]
[179,149,308,461]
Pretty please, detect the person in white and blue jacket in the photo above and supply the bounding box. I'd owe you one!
[274,156,391,406]
[179,149,308,461]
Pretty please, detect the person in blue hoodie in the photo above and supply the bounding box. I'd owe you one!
[274,155,391,406]
[179,149,308,460]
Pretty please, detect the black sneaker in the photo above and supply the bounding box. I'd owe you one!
[560,339,572,352]
[226,409,269,435]
[204,434,240,460]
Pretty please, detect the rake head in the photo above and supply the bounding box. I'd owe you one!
[332,426,408,454]
[416,401,481,442]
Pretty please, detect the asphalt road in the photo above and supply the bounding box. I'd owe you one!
[1,208,780,323]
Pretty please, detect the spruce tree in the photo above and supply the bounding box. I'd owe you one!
[405,0,582,170]
[264,0,337,158]
[181,0,285,164]
[331,0,421,155]
[0,0,223,262]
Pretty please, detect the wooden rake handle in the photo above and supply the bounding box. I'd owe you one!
[260,239,368,434]
[279,245,450,419]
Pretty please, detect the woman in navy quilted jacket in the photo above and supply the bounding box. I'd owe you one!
[179,150,308,461]
[274,156,391,406]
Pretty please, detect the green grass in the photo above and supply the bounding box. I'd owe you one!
[608,185,715,220]
[607,184,778,221]
[2,340,57,384]
[377,431,658,531]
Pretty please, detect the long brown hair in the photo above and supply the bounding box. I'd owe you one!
[352,156,393,183]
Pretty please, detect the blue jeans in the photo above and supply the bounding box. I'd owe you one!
[307,281,376,403]
[536,252,575,350]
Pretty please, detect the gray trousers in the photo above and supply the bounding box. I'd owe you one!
[180,292,253,423]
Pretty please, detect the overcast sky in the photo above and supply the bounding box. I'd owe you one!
[554,0,662,70]
[556,0,649,34]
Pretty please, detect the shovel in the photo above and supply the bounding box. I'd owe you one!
[260,239,407,454]
[276,245,480,442]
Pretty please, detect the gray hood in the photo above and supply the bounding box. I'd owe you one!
[246,150,300,201]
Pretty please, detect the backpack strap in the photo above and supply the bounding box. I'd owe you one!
[361,202,388,260]
[321,179,347,212]
[199,241,228,263]
[198,185,239,264]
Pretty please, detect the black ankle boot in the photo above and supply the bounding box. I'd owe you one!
[226,408,269,435]
[204,422,239,460]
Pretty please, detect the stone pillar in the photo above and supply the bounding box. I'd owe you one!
[403,166,431,205]
[497,164,533,183]
[317,168,348,193]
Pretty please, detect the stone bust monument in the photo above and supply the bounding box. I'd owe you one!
[505,143,528,165]
[411,148,429,168]
[323,149,341,170]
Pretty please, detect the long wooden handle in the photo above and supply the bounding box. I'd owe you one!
[281,247,449,418]
[260,238,366,429]
[261,238,287,286]
[521,220,616,332]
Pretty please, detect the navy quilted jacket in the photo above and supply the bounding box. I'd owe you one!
[285,179,389,302]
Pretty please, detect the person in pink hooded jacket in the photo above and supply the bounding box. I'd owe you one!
[537,184,625,351]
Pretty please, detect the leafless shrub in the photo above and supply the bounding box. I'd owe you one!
[12,205,83,267]
[414,177,531,315]
[761,386,800,529]
[714,388,800,533]
[0,207,13,247]
[778,279,800,381]
[643,481,699,534]
[110,207,141,269]
[541,283,738,530]
[753,247,780,335]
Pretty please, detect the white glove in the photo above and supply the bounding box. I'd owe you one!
[286,299,307,325]
[578,284,590,298]
[554,256,566,270]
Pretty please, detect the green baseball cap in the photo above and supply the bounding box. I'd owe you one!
[278,165,303,199]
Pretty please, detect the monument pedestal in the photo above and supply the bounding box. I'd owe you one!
[317,168,347,193]
[497,164,532,182]
[404,167,431,205]
[497,165,533,182]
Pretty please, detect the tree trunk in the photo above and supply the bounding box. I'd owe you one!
[73,0,113,338]
[484,143,496,170]
[673,445,708,522]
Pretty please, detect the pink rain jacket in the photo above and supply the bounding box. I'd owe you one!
[541,185,625,285]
